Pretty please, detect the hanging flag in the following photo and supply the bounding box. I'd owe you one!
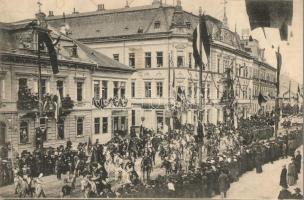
[193,14,210,68]
[258,92,267,106]
[55,89,62,122]
[245,0,293,41]
[38,31,59,74]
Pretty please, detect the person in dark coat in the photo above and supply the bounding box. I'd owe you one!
[279,165,288,189]
[278,187,292,200]
[287,159,297,186]
[218,170,229,198]
[255,147,263,174]
[295,150,302,174]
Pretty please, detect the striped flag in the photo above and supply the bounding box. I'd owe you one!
[193,15,210,68]
[55,89,62,122]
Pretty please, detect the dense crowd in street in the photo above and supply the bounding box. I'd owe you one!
[0,113,303,198]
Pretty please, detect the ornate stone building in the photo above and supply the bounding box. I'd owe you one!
[46,0,277,131]
[0,19,134,152]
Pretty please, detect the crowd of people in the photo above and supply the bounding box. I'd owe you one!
[0,113,303,198]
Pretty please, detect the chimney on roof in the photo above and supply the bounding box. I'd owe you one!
[152,0,161,7]
[176,0,182,10]
[97,4,105,11]
[48,11,54,17]
[199,7,202,16]
[72,8,79,14]
[125,0,129,8]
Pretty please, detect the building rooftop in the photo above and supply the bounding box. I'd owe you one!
[0,21,134,72]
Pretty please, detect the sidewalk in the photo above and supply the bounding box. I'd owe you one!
[213,145,303,199]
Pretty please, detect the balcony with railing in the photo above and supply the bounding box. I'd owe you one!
[17,85,74,118]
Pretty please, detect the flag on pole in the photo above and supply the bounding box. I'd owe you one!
[258,92,267,106]
[193,14,210,67]
[55,89,62,122]
[38,31,59,74]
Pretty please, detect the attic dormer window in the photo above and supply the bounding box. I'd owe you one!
[154,21,160,29]
[186,22,191,29]
[138,26,143,33]
[72,44,78,58]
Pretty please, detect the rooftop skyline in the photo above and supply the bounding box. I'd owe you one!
[0,0,302,83]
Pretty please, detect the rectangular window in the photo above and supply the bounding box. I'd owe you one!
[76,117,84,136]
[57,80,64,98]
[154,21,160,29]
[132,110,136,126]
[207,84,210,99]
[145,82,152,98]
[20,121,29,144]
[113,117,119,131]
[156,82,163,97]
[19,78,27,89]
[113,54,119,62]
[121,116,126,131]
[93,80,100,99]
[129,53,135,67]
[57,119,64,140]
[41,79,46,96]
[102,81,108,99]
[186,22,191,29]
[120,82,126,98]
[145,52,151,68]
[102,117,108,133]
[188,53,192,68]
[188,84,192,98]
[94,118,100,134]
[76,82,83,102]
[131,81,135,98]
[157,52,163,67]
[217,58,220,73]
[0,79,5,100]
[194,83,198,98]
[202,84,205,98]
[177,56,184,67]
[113,81,119,97]
[217,85,220,99]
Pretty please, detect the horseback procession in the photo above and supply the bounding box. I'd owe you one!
[0,111,301,198]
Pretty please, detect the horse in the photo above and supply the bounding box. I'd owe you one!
[141,154,153,182]
[161,159,172,175]
[81,177,98,198]
[15,176,34,198]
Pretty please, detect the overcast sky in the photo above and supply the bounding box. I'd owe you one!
[0,0,302,84]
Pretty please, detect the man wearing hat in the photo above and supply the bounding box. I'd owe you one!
[295,150,302,174]
[287,158,297,186]
[35,173,46,197]
[218,170,229,198]
[279,165,288,189]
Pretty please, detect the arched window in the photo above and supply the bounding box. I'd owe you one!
[20,121,29,144]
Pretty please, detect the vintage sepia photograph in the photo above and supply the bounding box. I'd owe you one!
[0,0,303,199]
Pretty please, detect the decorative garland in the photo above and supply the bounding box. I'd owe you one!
[92,96,128,109]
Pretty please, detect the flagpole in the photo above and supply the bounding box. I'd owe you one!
[198,14,203,163]
[274,46,281,139]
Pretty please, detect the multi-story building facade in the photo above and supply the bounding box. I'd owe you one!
[47,0,277,131]
[0,18,134,152]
